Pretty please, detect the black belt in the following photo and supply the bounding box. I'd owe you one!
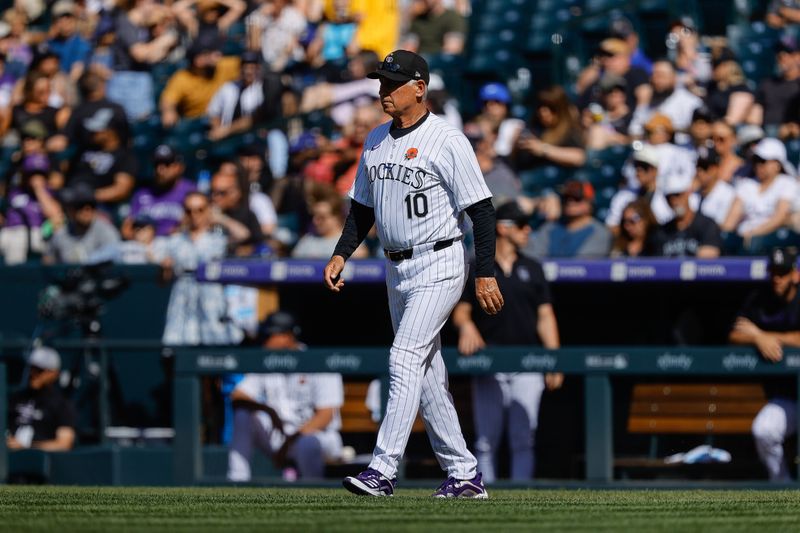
[384,239,455,262]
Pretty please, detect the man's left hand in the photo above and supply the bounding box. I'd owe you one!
[475,277,504,315]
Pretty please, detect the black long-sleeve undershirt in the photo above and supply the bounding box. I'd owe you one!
[333,200,375,260]
[332,197,496,278]
[465,197,496,277]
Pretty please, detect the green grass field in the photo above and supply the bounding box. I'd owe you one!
[1,487,799,532]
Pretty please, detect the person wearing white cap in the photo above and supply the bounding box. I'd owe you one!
[650,166,722,257]
[722,138,797,240]
[606,144,674,231]
[7,347,76,451]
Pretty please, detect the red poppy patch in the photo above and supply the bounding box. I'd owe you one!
[405,147,418,160]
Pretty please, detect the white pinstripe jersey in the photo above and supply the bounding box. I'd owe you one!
[349,112,492,250]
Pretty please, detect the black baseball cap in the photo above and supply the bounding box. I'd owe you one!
[495,201,527,225]
[769,247,797,275]
[154,144,181,165]
[696,145,720,168]
[258,311,300,339]
[367,50,430,84]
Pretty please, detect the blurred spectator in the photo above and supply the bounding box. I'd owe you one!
[228,310,344,481]
[160,36,240,127]
[528,181,611,259]
[91,213,163,264]
[666,17,711,91]
[425,72,461,129]
[218,156,278,238]
[0,154,62,264]
[404,0,466,56]
[751,39,800,138]
[45,183,121,264]
[513,86,586,170]
[46,0,91,81]
[172,0,247,41]
[7,347,75,452]
[577,38,650,112]
[0,8,34,83]
[238,143,278,199]
[693,146,736,227]
[766,0,800,28]
[705,49,754,126]
[711,120,744,182]
[207,49,284,141]
[306,0,359,79]
[59,69,130,161]
[27,48,75,110]
[210,170,262,253]
[155,191,244,345]
[688,105,714,149]
[583,74,632,150]
[0,71,69,145]
[15,120,62,187]
[607,145,673,228]
[474,81,524,158]
[246,0,307,73]
[352,0,399,58]
[733,125,767,181]
[650,167,722,258]
[629,59,702,139]
[609,16,652,75]
[329,101,384,194]
[125,145,196,238]
[66,105,136,206]
[466,124,520,207]
[0,52,16,109]
[108,0,179,121]
[292,189,368,258]
[723,138,796,238]
[729,247,800,482]
[621,113,695,192]
[610,199,658,258]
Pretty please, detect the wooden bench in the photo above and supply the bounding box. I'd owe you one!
[616,383,767,471]
[341,381,425,434]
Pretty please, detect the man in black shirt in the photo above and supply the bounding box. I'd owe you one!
[729,247,800,482]
[753,40,800,131]
[67,105,137,206]
[7,347,76,451]
[651,168,723,257]
[210,170,261,255]
[452,201,562,483]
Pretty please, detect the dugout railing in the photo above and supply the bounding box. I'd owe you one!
[2,343,800,485]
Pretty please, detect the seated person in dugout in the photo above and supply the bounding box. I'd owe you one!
[227,311,344,481]
[729,247,800,482]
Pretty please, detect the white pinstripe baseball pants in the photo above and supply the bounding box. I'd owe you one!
[369,240,478,480]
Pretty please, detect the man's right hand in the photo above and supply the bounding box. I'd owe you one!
[323,255,346,292]
[756,333,784,363]
[458,321,486,356]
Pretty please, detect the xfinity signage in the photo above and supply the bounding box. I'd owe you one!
[656,353,693,371]
[520,353,558,371]
[196,354,238,371]
[262,353,299,371]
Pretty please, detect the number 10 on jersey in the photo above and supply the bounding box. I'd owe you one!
[405,192,429,219]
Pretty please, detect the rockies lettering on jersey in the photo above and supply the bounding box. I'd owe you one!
[350,113,491,250]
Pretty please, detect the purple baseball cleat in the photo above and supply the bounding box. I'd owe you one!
[432,472,489,499]
[343,468,397,496]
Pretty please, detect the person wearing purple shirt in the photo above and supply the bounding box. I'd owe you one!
[1,154,62,264]
[125,145,195,237]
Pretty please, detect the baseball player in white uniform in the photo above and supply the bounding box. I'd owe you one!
[227,311,344,481]
[324,50,504,498]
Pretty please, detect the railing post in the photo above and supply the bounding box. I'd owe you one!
[585,373,613,482]
[98,345,110,445]
[0,362,6,483]
[173,358,201,485]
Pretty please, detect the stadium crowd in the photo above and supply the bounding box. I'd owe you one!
[0,0,799,271]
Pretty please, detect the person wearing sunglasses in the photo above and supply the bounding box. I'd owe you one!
[610,198,658,258]
[710,120,744,183]
[650,167,722,258]
[729,247,800,482]
[452,201,562,484]
[722,138,796,243]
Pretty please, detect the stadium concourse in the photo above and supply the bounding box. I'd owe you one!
[2,0,800,490]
